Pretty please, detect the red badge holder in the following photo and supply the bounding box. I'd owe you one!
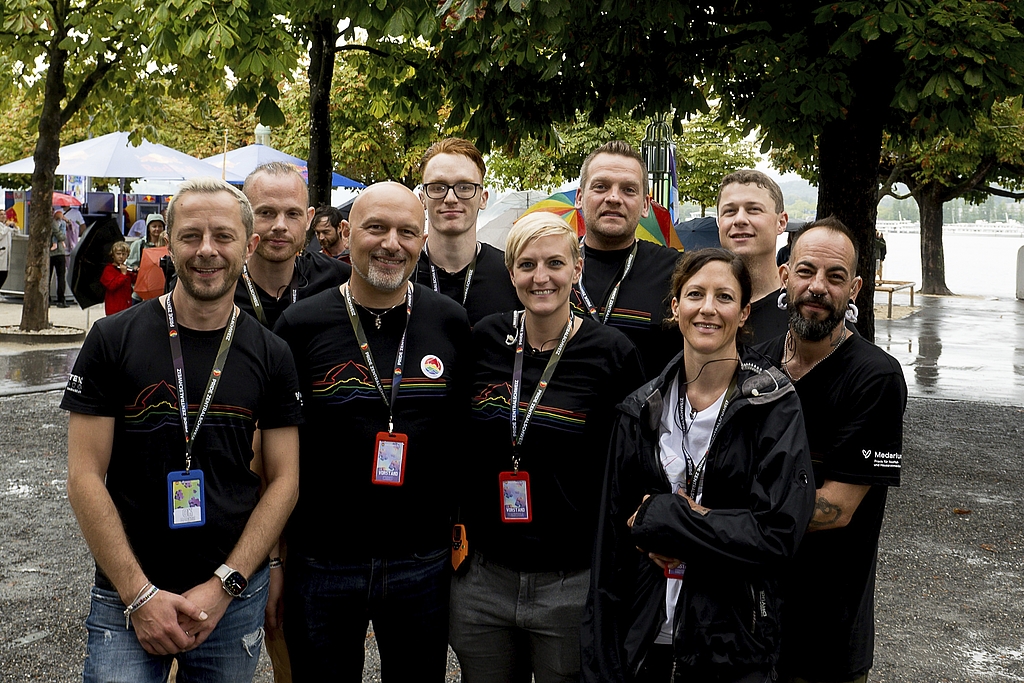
[372,432,408,486]
[499,471,532,523]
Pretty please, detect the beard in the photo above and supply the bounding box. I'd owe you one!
[175,256,244,302]
[352,249,411,293]
[788,291,846,342]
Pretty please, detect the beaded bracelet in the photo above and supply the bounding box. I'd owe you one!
[123,583,159,629]
[269,557,283,570]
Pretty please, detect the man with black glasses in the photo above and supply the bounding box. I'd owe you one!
[415,138,520,325]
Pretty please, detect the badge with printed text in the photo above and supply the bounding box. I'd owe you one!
[167,470,206,529]
[499,471,532,523]
[372,432,408,486]
[664,562,686,580]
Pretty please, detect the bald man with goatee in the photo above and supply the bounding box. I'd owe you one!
[273,183,472,682]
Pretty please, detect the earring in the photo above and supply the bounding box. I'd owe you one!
[845,300,859,323]
[777,290,788,310]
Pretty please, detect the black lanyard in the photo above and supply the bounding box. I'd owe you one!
[425,243,477,306]
[676,371,736,498]
[241,263,300,327]
[509,311,575,472]
[165,295,238,473]
[576,240,638,324]
[343,282,413,434]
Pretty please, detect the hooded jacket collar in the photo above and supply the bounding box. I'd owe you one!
[619,346,794,434]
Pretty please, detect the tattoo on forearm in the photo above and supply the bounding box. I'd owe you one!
[809,496,842,529]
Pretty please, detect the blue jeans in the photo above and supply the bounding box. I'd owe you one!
[284,547,450,682]
[82,567,269,683]
[449,552,590,683]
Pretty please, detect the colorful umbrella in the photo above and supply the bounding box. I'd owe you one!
[637,200,683,250]
[51,192,83,208]
[517,190,585,236]
[517,189,682,251]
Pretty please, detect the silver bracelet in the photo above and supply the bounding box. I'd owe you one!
[123,583,159,629]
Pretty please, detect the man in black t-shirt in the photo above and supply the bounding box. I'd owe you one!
[274,182,471,682]
[756,218,906,683]
[717,169,790,343]
[573,140,682,378]
[63,178,303,682]
[236,162,350,329]
[413,138,520,325]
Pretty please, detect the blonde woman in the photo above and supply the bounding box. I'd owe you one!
[449,213,645,683]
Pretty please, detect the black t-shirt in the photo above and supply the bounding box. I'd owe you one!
[757,333,906,680]
[464,313,645,572]
[745,287,789,345]
[572,240,682,380]
[273,284,472,560]
[61,299,304,594]
[413,242,521,326]
[234,251,351,328]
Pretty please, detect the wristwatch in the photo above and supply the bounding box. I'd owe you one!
[214,564,248,598]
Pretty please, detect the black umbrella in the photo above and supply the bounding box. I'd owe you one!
[70,217,123,309]
[675,216,721,251]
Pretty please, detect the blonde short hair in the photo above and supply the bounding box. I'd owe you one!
[504,212,581,270]
[166,177,254,238]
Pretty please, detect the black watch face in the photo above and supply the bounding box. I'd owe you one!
[224,571,248,597]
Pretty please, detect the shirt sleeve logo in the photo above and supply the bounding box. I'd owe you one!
[66,373,84,395]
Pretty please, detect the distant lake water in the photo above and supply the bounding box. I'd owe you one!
[777,231,1024,298]
[877,232,1024,298]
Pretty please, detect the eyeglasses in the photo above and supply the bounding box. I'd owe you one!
[423,183,483,200]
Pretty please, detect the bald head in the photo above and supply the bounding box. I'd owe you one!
[349,182,424,229]
[344,182,426,299]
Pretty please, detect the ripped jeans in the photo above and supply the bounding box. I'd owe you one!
[82,566,269,683]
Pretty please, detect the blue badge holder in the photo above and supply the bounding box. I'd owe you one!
[167,470,206,529]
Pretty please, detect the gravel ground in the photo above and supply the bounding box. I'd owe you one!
[1,391,1021,681]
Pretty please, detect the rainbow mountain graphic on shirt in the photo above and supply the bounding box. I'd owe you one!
[471,382,585,433]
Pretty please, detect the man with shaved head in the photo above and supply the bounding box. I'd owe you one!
[273,182,472,681]
[757,218,906,683]
[236,162,350,329]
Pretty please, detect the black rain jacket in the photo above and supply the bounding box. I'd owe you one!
[582,347,815,682]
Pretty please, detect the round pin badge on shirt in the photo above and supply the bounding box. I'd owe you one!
[420,355,444,379]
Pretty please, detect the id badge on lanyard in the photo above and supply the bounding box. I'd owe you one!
[501,311,573,523]
[499,470,532,523]
[372,431,408,485]
[167,469,206,528]
[343,283,414,486]
[164,295,238,529]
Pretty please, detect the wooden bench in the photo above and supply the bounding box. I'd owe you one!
[875,280,915,318]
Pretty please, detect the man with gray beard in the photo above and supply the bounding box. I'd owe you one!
[272,182,472,682]
[756,217,906,683]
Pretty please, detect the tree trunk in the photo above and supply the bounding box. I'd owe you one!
[21,45,70,331]
[817,115,886,341]
[815,39,899,342]
[916,183,953,295]
[307,16,336,210]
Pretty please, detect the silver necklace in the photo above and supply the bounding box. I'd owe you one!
[353,299,405,330]
[783,326,847,381]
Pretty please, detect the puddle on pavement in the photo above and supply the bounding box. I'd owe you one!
[0,348,78,393]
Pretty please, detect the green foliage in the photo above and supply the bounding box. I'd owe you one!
[674,111,759,211]
[881,98,1024,204]
[273,50,445,186]
[486,113,646,191]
